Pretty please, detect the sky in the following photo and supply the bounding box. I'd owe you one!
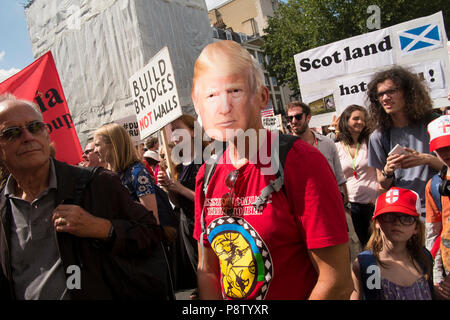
[0,0,34,82]
[0,0,229,83]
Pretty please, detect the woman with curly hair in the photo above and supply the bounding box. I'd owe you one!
[367,65,443,217]
[94,123,159,224]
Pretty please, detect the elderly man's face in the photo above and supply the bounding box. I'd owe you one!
[83,142,102,167]
[0,100,50,172]
[193,67,267,142]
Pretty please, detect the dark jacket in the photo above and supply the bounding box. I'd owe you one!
[0,159,162,300]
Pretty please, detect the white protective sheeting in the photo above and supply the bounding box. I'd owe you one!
[25,0,212,147]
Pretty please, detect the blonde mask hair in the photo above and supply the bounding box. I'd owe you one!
[191,40,265,101]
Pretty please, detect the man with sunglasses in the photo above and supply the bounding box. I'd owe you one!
[192,40,352,300]
[80,141,106,168]
[0,94,163,299]
[367,66,443,218]
[286,101,348,203]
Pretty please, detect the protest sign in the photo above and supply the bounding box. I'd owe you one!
[0,51,82,165]
[129,46,182,140]
[113,114,140,144]
[262,115,283,132]
[294,11,449,127]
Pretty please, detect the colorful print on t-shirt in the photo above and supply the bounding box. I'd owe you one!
[207,216,273,300]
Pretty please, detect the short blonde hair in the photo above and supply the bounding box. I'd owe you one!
[94,123,139,172]
[191,40,265,100]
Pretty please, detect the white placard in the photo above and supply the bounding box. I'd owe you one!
[293,12,449,126]
[262,115,282,131]
[129,46,182,140]
[334,73,374,114]
[113,114,140,144]
[294,28,393,86]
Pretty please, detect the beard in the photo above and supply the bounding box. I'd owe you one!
[291,122,308,136]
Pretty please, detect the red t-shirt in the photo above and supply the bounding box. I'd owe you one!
[193,137,348,300]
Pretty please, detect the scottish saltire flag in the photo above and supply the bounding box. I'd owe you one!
[398,23,442,54]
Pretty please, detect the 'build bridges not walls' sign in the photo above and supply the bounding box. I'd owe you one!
[129,46,182,140]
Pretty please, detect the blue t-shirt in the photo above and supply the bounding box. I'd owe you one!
[368,122,438,214]
[120,162,155,202]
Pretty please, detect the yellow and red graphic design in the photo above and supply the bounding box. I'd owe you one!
[207,216,273,300]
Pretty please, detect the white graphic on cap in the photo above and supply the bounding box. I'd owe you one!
[438,122,450,134]
[385,189,399,204]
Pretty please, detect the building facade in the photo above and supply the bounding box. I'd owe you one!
[24,0,211,147]
[208,0,279,36]
[211,26,291,116]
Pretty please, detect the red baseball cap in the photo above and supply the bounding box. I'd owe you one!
[428,115,450,152]
[372,187,421,220]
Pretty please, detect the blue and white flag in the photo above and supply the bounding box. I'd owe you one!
[398,23,442,54]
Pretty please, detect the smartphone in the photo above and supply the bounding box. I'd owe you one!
[388,144,409,156]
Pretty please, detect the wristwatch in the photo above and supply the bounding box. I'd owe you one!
[105,224,115,242]
[381,168,394,178]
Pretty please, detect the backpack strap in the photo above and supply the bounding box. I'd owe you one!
[73,167,100,205]
[430,174,443,213]
[357,250,382,300]
[415,247,435,298]
[199,144,225,270]
[430,171,444,259]
[252,133,299,211]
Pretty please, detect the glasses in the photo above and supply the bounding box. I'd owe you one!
[221,170,239,216]
[0,121,47,142]
[286,113,304,122]
[377,88,399,100]
[379,212,417,226]
[83,149,94,155]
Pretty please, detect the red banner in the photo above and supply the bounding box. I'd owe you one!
[0,51,82,165]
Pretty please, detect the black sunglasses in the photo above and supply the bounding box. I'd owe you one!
[379,212,417,226]
[286,113,304,122]
[221,170,239,216]
[0,121,47,142]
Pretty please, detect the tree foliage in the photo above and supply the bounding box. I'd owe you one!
[262,0,449,97]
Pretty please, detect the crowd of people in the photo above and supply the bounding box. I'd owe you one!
[0,39,449,300]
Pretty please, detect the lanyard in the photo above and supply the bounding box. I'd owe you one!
[345,142,360,179]
[311,132,318,148]
[313,135,318,148]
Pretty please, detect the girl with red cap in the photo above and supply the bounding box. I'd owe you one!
[350,187,433,300]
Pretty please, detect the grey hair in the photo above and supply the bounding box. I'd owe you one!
[0,93,43,121]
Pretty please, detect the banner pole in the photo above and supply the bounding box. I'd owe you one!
[277,114,285,134]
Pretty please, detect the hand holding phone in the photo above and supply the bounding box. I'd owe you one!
[388,144,410,156]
